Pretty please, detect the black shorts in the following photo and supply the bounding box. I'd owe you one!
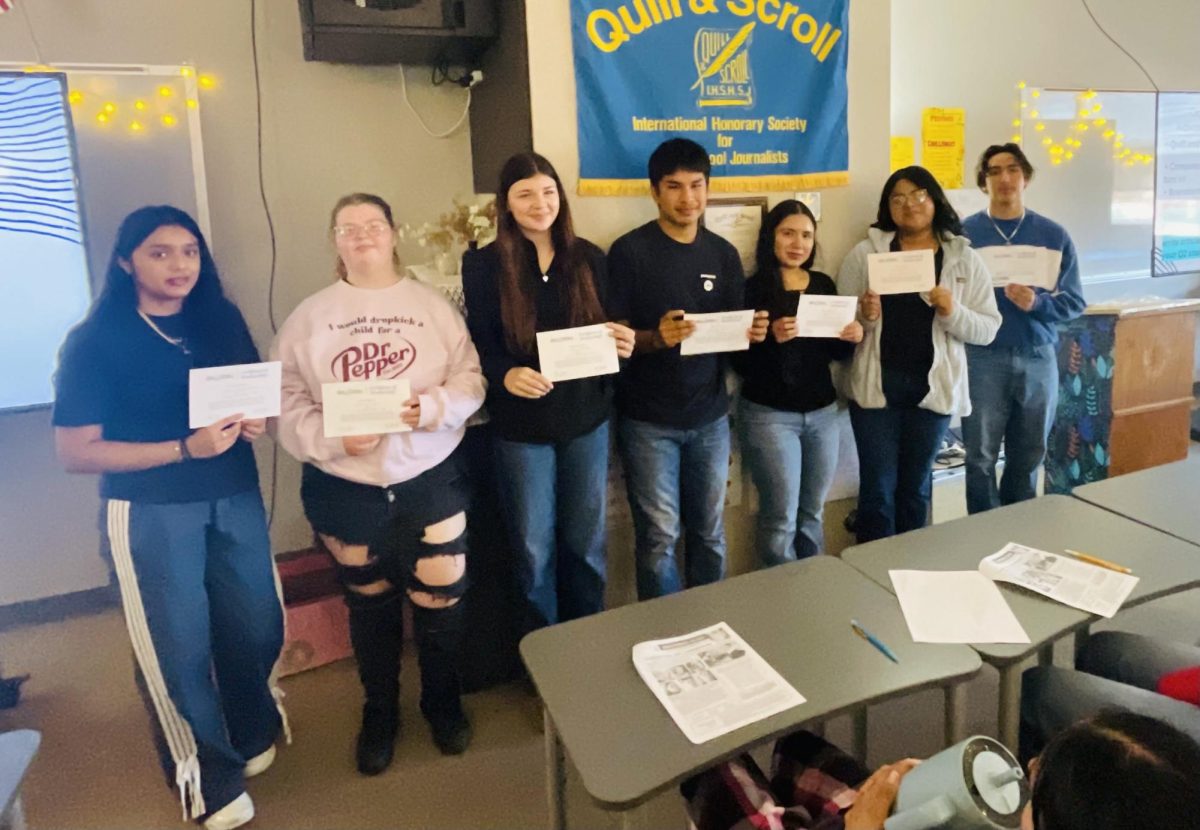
[301,448,470,585]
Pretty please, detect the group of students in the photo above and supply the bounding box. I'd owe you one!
[50,135,1137,830]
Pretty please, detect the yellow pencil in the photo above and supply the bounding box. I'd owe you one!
[1064,549,1132,574]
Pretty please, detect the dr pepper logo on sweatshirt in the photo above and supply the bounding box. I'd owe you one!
[331,340,417,381]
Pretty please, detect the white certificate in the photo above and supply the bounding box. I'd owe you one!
[794,294,858,338]
[867,250,936,295]
[188,361,281,428]
[679,310,755,356]
[536,324,619,383]
[976,245,1061,290]
[321,379,411,438]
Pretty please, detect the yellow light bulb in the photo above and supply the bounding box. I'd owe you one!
[1145,155,1154,162]
[1031,90,1041,99]
[1029,110,1040,118]
[1017,81,1027,89]
[103,102,116,114]
[180,66,195,78]
[67,90,83,105]
[1114,140,1123,149]
[1020,101,1028,109]
[1012,119,1022,127]
[1065,151,1074,160]
[158,85,173,98]
[1093,103,1102,112]
[130,120,144,133]
[1093,118,1107,126]
[1103,129,1116,139]
[161,114,177,127]
[134,100,147,111]
[1077,124,1089,132]
[1078,110,1089,119]
[1035,123,1046,132]
[96,112,109,124]
[1011,134,1022,143]
[1051,157,1062,165]
[186,98,199,109]
[197,75,216,90]
[1042,137,1053,146]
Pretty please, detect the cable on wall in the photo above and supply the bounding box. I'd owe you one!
[16,0,45,64]
[1079,0,1160,91]
[399,64,472,139]
[250,0,282,530]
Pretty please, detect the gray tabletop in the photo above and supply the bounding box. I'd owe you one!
[520,556,981,810]
[842,495,1200,665]
[1073,456,1200,546]
[0,729,39,819]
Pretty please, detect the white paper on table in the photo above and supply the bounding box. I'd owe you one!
[794,294,858,338]
[979,542,1139,619]
[976,245,1061,290]
[321,379,412,438]
[679,310,755,356]
[889,570,1030,644]
[189,361,281,428]
[631,622,805,744]
[867,250,936,295]
[536,323,619,383]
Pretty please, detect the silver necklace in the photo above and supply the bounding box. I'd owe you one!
[987,209,1026,245]
[138,309,190,354]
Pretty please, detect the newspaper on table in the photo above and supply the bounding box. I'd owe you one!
[631,622,805,744]
[979,542,1139,619]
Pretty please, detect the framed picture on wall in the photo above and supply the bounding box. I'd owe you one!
[703,197,768,277]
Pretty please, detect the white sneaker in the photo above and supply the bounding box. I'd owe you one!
[203,792,255,830]
[243,744,276,778]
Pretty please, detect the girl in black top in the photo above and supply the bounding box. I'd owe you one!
[463,153,633,636]
[737,199,862,565]
[53,206,283,830]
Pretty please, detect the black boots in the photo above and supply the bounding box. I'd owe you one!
[412,600,472,755]
[346,591,403,775]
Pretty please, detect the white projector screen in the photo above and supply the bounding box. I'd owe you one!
[0,71,92,411]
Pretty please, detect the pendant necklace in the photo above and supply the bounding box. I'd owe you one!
[138,309,191,355]
[987,209,1026,245]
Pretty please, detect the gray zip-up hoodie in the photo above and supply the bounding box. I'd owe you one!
[836,228,1000,416]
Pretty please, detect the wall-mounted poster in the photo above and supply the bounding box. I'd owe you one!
[921,107,965,189]
[571,0,849,195]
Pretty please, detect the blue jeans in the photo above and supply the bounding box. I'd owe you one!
[849,403,950,542]
[617,415,730,599]
[963,343,1058,514]
[494,421,609,633]
[103,491,284,819]
[1020,632,1200,763]
[740,399,842,566]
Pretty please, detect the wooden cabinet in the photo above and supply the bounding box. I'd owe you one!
[1046,299,1200,493]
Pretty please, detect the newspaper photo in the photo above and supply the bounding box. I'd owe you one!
[631,622,805,744]
[979,542,1139,618]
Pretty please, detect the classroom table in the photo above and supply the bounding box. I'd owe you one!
[0,730,39,830]
[841,494,1200,750]
[520,556,981,830]
[1072,455,1200,546]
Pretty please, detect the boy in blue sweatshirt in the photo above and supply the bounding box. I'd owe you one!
[961,143,1086,513]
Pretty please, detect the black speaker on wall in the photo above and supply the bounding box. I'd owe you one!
[299,0,497,65]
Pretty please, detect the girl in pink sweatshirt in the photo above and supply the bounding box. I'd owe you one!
[272,193,484,772]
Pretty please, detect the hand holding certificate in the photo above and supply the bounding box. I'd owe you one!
[794,295,859,338]
[189,362,281,428]
[679,309,755,356]
[322,379,412,438]
[867,250,936,295]
[536,324,619,382]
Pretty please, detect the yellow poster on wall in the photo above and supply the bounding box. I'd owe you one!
[890,136,915,172]
[921,107,965,189]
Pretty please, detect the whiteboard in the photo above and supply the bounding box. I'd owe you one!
[1154,92,1200,276]
[0,64,209,411]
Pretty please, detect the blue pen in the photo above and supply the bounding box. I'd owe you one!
[851,619,900,664]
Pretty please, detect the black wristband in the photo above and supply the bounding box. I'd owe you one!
[179,438,193,461]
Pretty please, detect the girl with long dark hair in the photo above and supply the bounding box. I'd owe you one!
[462,153,633,637]
[736,199,861,565]
[837,166,1000,542]
[53,206,285,830]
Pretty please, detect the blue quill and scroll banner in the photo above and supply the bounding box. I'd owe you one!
[571,0,849,195]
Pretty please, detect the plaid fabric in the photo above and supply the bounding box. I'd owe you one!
[682,731,871,830]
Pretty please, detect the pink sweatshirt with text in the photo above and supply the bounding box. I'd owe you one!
[271,278,485,487]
